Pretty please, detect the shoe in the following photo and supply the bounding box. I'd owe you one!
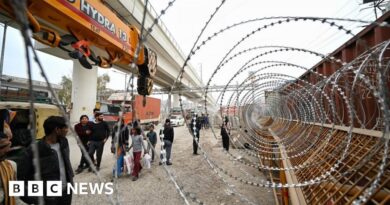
[88,167,92,172]
[166,162,172,166]
[82,164,89,169]
[132,176,138,181]
[96,167,100,171]
[159,162,163,166]
[75,167,83,174]
[193,153,200,155]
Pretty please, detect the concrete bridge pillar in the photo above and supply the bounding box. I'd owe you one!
[167,93,172,113]
[70,61,98,124]
[172,94,180,108]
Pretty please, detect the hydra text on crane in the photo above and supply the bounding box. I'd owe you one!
[80,0,116,35]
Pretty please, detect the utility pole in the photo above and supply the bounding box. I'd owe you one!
[0,23,8,96]
[0,23,7,74]
[124,73,128,92]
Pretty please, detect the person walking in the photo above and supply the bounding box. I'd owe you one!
[146,124,157,163]
[129,127,146,181]
[191,114,202,155]
[111,119,129,177]
[74,115,93,174]
[21,116,74,205]
[88,112,110,171]
[204,114,209,129]
[221,123,230,151]
[200,113,206,129]
[160,119,174,165]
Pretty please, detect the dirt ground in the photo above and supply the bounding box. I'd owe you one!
[68,124,275,205]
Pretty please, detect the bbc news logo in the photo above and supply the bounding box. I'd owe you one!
[9,181,114,196]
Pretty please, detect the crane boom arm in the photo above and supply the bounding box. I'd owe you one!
[0,0,157,96]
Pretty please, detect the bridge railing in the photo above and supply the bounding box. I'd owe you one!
[140,0,205,87]
[139,0,186,58]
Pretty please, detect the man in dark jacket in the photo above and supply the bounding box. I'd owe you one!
[21,116,74,205]
[160,119,174,165]
[191,114,202,155]
[74,115,93,174]
[89,112,110,171]
[221,123,229,151]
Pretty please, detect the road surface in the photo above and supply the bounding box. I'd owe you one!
[67,124,275,205]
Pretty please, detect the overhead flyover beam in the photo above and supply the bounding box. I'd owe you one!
[153,84,262,94]
[103,0,215,104]
[0,1,215,105]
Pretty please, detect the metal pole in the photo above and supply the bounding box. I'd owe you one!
[0,23,7,76]
[124,74,127,91]
[0,23,8,95]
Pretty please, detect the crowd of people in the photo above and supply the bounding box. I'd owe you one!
[189,113,231,154]
[0,107,233,205]
[0,107,178,205]
[73,109,175,182]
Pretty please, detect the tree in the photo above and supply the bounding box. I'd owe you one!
[97,73,110,95]
[97,73,110,101]
[58,73,111,105]
[58,75,72,106]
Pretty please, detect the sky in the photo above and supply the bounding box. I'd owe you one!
[148,0,377,88]
[0,0,381,102]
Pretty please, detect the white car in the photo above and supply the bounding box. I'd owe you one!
[170,115,185,127]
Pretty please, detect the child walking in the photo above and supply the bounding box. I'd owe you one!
[129,127,147,181]
[146,124,157,162]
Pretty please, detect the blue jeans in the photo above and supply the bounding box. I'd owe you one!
[113,153,124,177]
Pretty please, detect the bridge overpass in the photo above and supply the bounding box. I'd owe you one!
[1,2,389,204]
[0,0,215,123]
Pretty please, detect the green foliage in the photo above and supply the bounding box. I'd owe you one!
[58,75,72,106]
[97,73,110,95]
[58,73,110,106]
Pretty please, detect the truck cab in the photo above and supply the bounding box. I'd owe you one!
[97,94,161,128]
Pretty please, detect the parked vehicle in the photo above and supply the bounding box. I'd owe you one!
[95,102,122,128]
[170,115,185,127]
[0,101,61,140]
[170,107,182,115]
[97,94,161,128]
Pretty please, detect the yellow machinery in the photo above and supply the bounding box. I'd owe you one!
[0,0,157,95]
[0,101,61,139]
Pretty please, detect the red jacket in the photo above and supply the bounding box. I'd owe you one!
[74,122,93,144]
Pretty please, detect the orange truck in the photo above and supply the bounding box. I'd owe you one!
[98,94,161,127]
